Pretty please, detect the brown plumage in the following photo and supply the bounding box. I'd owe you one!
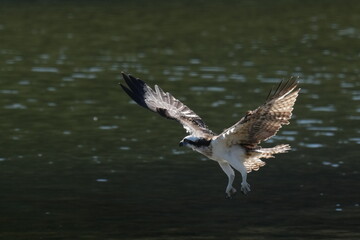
[120,72,300,197]
[219,77,300,147]
[244,144,291,173]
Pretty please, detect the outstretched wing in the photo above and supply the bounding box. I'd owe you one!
[219,77,300,147]
[120,72,215,137]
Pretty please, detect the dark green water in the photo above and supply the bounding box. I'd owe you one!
[0,1,359,239]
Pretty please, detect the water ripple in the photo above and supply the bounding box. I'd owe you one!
[297,119,323,125]
[99,125,118,130]
[299,143,324,148]
[309,105,336,112]
[189,59,201,64]
[229,74,246,82]
[308,126,338,131]
[190,86,225,92]
[71,73,97,79]
[119,146,130,150]
[0,90,18,94]
[211,100,226,107]
[32,67,59,73]
[322,161,342,168]
[4,103,27,109]
[349,138,360,144]
[200,66,226,72]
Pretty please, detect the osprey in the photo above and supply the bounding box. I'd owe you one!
[120,73,300,198]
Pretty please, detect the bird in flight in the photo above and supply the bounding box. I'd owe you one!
[120,72,300,198]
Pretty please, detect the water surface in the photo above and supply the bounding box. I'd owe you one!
[0,1,359,239]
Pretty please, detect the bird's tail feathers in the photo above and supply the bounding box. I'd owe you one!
[244,144,290,173]
[255,144,291,159]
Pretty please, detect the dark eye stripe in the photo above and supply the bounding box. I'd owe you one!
[193,139,211,147]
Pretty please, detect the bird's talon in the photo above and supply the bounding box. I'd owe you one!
[225,187,237,199]
[241,183,251,195]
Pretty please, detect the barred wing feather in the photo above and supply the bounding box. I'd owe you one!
[220,78,300,146]
[120,73,214,137]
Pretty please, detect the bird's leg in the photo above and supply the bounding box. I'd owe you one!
[226,155,251,195]
[240,172,251,195]
[218,161,237,198]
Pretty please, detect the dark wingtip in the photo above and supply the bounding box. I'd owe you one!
[266,77,299,101]
[119,83,136,101]
[119,83,127,90]
[119,72,148,109]
[289,76,300,86]
[121,72,131,81]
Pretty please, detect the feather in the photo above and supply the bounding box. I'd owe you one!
[219,77,300,146]
[120,72,215,137]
